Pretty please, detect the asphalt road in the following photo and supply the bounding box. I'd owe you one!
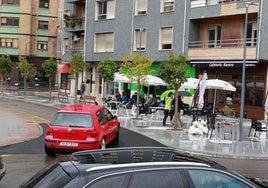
[0,98,268,187]
[0,98,165,187]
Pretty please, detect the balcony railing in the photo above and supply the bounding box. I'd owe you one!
[189,38,257,48]
[191,0,244,8]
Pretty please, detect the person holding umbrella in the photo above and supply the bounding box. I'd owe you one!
[163,92,174,126]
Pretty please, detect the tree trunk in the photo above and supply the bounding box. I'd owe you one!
[0,74,3,94]
[49,77,52,100]
[74,74,79,103]
[135,79,140,119]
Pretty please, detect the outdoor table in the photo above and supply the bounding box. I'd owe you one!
[149,106,164,120]
[214,116,239,143]
[107,101,121,115]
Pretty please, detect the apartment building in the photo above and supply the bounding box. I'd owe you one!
[189,0,267,119]
[60,0,195,100]
[0,0,58,88]
[61,0,267,119]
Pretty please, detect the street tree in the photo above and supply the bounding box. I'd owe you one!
[158,53,187,130]
[41,58,57,100]
[120,53,153,119]
[69,53,86,103]
[17,56,37,96]
[97,59,117,98]
[0,54,13,94]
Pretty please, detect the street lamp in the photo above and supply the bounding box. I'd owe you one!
[239,2,252,141]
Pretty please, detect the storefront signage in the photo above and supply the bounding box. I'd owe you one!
[191,61,257,68]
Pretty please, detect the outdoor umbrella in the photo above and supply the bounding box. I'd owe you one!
[206,79,236,91]
[114,72,130,83]
[181,77,200,89]
[198,72,208,109]
[205,79,236,113]
[142,75,166,86]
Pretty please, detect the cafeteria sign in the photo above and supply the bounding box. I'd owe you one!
[191,61,257,68]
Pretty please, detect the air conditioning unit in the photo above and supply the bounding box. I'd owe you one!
[73,35,80,42]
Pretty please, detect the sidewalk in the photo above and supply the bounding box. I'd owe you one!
[1,91,268,159]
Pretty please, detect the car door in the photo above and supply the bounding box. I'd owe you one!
[101,108,118,143]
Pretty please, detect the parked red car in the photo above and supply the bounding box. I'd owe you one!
[45,104,120,156]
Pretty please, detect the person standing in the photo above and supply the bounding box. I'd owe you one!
[80,82,86,100]
[163,92,174,126]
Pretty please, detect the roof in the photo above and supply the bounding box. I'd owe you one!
[58,104,103,113]
[72,147,225,169]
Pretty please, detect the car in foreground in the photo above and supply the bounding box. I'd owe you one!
[0,155,6,181]
[45,104,120,156]
[20,147,266,188]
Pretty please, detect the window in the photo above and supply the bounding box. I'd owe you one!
[135,0,147,15]
[188,169,252,187]
[0,38,18,48]
[159,26,173,50]
[37,42,48,50]
[244,22,257,47]
[134,28,146,51]
[2,0,20,5]
[161,0,174,12]
[95,32,114,52]
[38,21,48,30]
[1,17,19,26]
[207,25,221,48]
[95,0,115,20]
[39,0,49,8]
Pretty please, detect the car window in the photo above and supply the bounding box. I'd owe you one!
[22,163,73,188]
[51,113,92,128]
[188,169,252,188]
[103,108,113,121]
[96,110,106,125]
[127,169,184,188]
[85,174,129,188]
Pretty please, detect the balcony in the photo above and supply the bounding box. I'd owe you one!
[64,15,85,32]
[188,39,257,60]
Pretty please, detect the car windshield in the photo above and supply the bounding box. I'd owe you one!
[51,113,93,128]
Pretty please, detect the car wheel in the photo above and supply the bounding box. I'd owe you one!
[100,138,106,150]
[45,146,55,156]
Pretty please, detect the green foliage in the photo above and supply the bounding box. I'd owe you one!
[158,53,187,89]
[17,56,37,78]
[64,14,82,28]
[97,59,117,82]
[0,54,13,75]
[69,53,85,79]
[41,58,57,78]
[120,53,153,83]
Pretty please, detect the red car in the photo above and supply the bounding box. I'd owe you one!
[45,104,120,156]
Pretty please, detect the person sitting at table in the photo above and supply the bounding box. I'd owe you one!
[121,91,128,104]
[148,94,158,107]
[114,91,122,102]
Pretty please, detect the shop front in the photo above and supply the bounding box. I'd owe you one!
[192,61,267,120]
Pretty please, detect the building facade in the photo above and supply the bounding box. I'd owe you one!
[0,0,58,88]
[61,0,195,101]
[60,0,267,119]
[188,0,267,119]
